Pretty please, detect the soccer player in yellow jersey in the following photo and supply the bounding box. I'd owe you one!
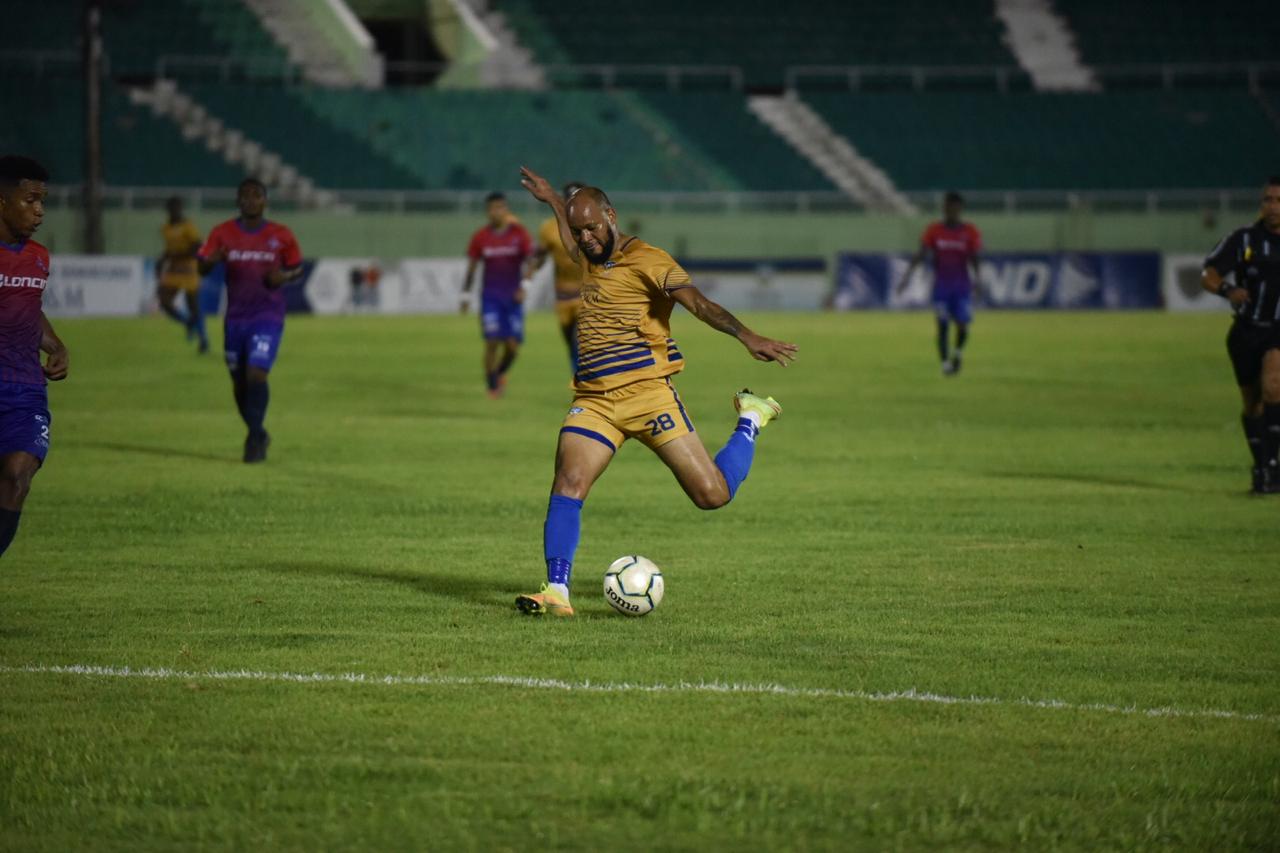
[157,196,208,353]
[515,167,798,616]
[533,181,586,374]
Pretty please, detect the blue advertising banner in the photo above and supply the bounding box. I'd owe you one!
[832,252,1163,310]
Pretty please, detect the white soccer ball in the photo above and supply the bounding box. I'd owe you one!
[603,555,664,617]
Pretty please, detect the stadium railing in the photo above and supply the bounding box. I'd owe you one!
[152,56,744,91]
[41,186,1265,216]
[785,62,1280,93]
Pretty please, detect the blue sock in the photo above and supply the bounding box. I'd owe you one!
[485,371,499,391]
[192,310,207,346]
[714,417,759,501]
[243,380,269,439]
[543,494,583,588]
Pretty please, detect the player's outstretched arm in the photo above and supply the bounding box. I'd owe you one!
[519,166,579,265]
[39,313,68,381]
[671,286,797,366]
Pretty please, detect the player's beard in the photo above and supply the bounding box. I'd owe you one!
[583,229,616,264]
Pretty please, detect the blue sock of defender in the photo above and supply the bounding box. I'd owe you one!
[191,310,207,348]
[543,494,583,597]
[714,416,760,501]
[243,380,269,439]
[0,508,21,557]
[936,317,950,361]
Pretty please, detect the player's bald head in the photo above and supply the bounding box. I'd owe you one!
[567,186,612,218]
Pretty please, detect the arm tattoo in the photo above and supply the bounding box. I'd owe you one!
[696,295,745,337]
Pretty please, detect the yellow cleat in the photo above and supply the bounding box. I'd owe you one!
[733,389,782,428]
[515,584,575,617]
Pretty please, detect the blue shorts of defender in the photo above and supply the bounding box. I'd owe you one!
[481,296,524,342]
[0,381,51,464]
[933,290,973,325]
[224,320,284,373]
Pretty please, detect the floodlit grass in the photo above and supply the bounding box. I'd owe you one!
[1,311,1276,851]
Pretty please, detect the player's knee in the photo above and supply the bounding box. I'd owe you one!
[246,367,269,385]
[691,482,731,511]
[551,472,591,501]
[0,462,33,505]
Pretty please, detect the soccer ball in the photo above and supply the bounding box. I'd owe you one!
[603,555,664,617]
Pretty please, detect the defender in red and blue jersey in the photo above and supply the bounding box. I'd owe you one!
[460,192,534,398]
[0,156,69,558]
[198,178,302,463]
[897,191,983,375]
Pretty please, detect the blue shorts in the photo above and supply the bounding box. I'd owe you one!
[0,382,51,463]
[225,320,284,373]
[481,296,524,342]
[933,291,973,325]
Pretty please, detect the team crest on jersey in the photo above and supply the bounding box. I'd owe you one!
[267,237,281,250]
[34,256,48,273]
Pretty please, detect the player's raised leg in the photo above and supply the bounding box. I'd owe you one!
[653,389,781,510]
[516,429,616,616]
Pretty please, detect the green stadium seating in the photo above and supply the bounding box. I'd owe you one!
[804,91,1280,190]
[0,70,245,187]
[499,0,1017,88]
[302,88,736,191]
[1058,0,1277,66]
[184,83,420,189]
[640,94,833,191]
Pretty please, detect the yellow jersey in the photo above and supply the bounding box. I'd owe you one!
[575,236,691,392]
[538,217,581,296]
[160,219,202,288]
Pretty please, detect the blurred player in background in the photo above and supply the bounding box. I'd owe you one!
[896,191,982,375]
[156,196,208,353]
[460,192,534,398]
[0,156,69,557]
[197,178,302,463]
[534,181,586,375]
[1202,176,1280,494]
[514,167,797,617]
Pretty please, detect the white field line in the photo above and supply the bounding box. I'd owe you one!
[1,663,1275,724]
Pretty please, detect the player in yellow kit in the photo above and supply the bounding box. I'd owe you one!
[156,196,208,353]
[515,167,798,616]
[533,181,586,374]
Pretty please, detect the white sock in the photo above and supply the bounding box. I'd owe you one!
[740,410,763,428]
[549,582,570,600]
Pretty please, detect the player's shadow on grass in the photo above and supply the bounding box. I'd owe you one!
[78,440,238,465]
[259,560,509,608]
[987,470,1194,493]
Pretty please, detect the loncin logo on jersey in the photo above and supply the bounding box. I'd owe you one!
[227,249,277,263]
[0,273,47,290]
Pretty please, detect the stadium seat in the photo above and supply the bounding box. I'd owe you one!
[499,0,1017,89]
[803,91,1280,190]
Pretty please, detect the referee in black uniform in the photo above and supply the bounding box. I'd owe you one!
[1202,176,1280,494]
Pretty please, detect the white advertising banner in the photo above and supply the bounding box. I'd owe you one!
[684,268,829,311]
[1162,253,1232,313]
[306,257,483,315]
[44,255,149,317]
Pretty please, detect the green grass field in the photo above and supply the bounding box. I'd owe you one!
[1,310,1276,851]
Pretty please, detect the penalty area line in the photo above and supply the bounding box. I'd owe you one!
[0,663,1275,724]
